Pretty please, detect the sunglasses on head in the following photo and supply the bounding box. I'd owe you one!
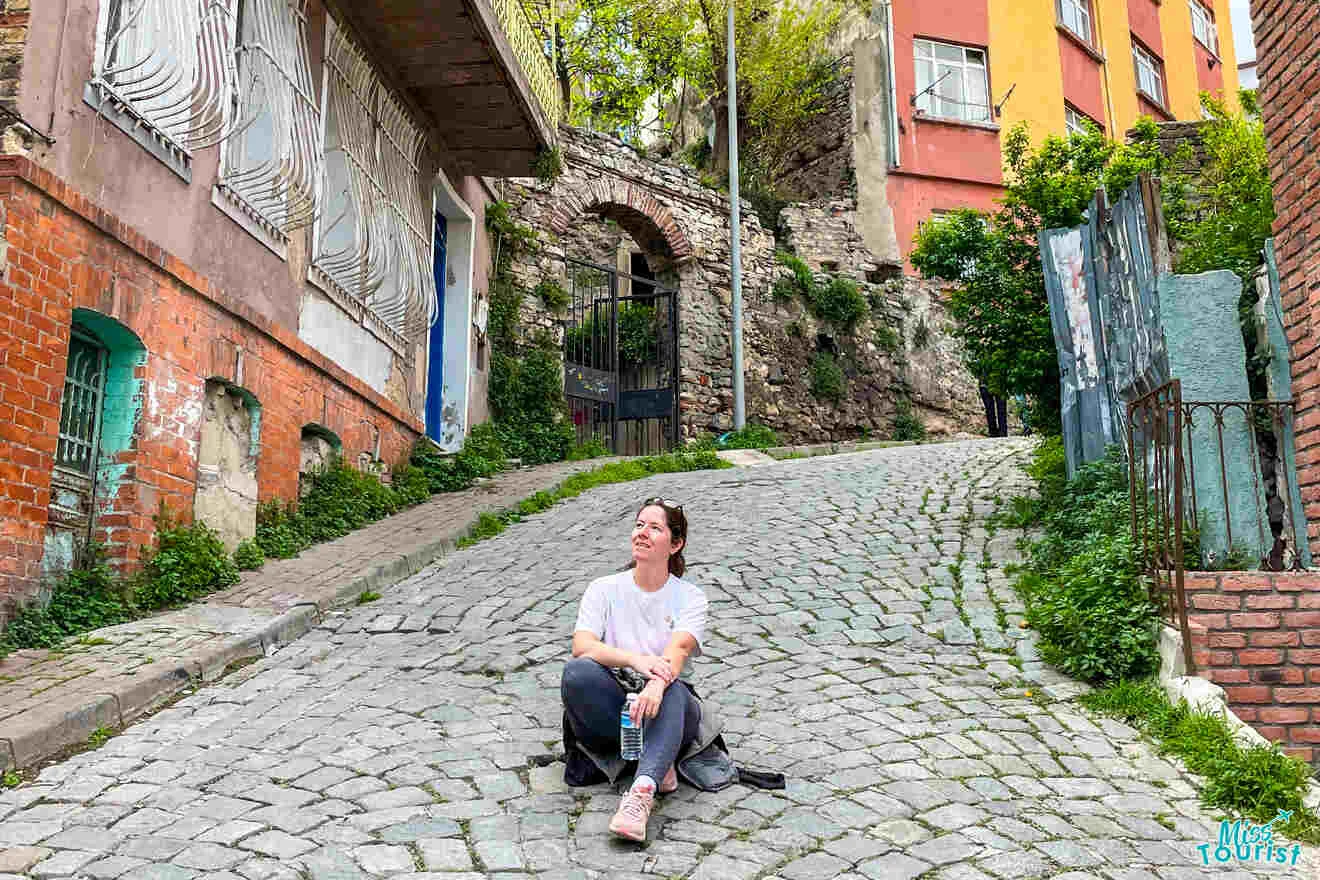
[643,496,684,512]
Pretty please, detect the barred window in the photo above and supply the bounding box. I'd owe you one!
[914,39,990,124]
[57,333,108,476]
[1065,105,1100,136]
[218,0,322,236]
[93,0,236,150]
[313,19,437,341]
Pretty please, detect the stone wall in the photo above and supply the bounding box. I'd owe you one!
[0,0,28,113]
[775,70,854,203]
[501,127,984,445]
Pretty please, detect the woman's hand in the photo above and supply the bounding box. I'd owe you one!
[632,677,667,722]
[630,654,674,684]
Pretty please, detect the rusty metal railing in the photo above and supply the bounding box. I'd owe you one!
[1128,380,1306,675]
[1128,380,1193,673]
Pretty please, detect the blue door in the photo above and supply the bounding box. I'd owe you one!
[425,213,448,443]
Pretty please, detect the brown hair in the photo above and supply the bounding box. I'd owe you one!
[629,500,688,577]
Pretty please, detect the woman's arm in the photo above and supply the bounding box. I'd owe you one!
[633,632,698,721]
[571,631,676,682]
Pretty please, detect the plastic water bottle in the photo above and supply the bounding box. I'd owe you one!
[620,694,643,760]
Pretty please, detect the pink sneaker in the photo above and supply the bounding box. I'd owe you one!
[660,764,678,794]
[609,785,655,841]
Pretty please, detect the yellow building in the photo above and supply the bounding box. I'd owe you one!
[885,0,1239,261]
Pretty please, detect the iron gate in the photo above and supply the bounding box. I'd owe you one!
[561,256,679,455]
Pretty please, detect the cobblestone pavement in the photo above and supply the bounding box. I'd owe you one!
[2,438,1316,879]
[1,458,622,771]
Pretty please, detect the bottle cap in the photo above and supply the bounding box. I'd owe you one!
[626,694,638,703]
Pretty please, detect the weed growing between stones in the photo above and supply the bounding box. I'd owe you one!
[1083,679,1320,846]
[357,591,382,605]
[1006,436,1159,684]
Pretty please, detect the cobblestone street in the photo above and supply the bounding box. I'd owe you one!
[2,439,1315,879]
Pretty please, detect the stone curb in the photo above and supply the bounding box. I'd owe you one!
[0,553,454,773]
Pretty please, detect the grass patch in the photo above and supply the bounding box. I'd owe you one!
[357,591,382,605]
[86,726,115,749]
[455,450,731,548]
[1083,679,1320,845]
[2,769,20,788]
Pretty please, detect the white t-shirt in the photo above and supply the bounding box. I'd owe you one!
[573,570,708,659]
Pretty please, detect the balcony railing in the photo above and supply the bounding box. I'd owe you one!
[489,0,562,131]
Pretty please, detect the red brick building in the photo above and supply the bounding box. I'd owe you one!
[1255,0,1320,559]
[0,0,560,621]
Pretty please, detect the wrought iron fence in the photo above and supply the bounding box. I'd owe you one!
[1128,380,1306,674]
[1128,380,1193,672]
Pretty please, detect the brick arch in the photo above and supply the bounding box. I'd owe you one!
[548,178,693,263]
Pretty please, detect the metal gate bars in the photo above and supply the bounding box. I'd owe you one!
[560,256,679,455]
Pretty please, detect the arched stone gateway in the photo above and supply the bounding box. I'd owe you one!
[503,128,988,446]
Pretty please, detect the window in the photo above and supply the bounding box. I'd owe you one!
[1065,105,1098,136]
[914,39,990,124]
[57,333,108,475]
[218,0,322,237]
[1132,41,1165,106]
[1057,0,1092,44]
[313,19,437,341]
[1189,0,1218,53]
[94,0,235,150]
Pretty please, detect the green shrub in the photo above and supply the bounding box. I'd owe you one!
[568,438,611,460]
[0,547,134,654]
[135,509,240,611]
[772,276,798,303]
[874,323,902,354]
[531,147,563,184]
[716,423,779,449]
[490,347,574,465]
[892,398,926,442]
[1021,531,1159,682]
[294,457,401,545]
[233,540,265,571]
[533,279,570,312]
[810,277,868,328]
[809,352,845,402]
[1008,440,1160,684]
[912,318,931,349]
[389,462,432,508]
[255,500,310,560]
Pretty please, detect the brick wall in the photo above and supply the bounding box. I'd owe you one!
[1184,571,1320,762]
[1254,1,1320,559]
[0,157,422,617]
[0,0,28,112]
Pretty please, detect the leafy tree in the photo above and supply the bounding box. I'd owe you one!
[1164,91,1275,397]
[529,0,844,179]
[910,119,1171,433]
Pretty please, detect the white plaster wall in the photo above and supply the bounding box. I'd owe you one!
[298,290,395,393]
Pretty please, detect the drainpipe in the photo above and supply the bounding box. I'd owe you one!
[1092,0,1118,137]
[49,0,73,135]
[880,0,901,167]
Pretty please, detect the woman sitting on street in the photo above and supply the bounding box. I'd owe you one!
[560,497,708,842]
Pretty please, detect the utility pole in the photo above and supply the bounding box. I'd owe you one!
[726,0,745,430]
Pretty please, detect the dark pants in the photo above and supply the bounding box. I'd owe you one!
[561,657,700,785]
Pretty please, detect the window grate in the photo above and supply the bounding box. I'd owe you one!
[57,333,108,475]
